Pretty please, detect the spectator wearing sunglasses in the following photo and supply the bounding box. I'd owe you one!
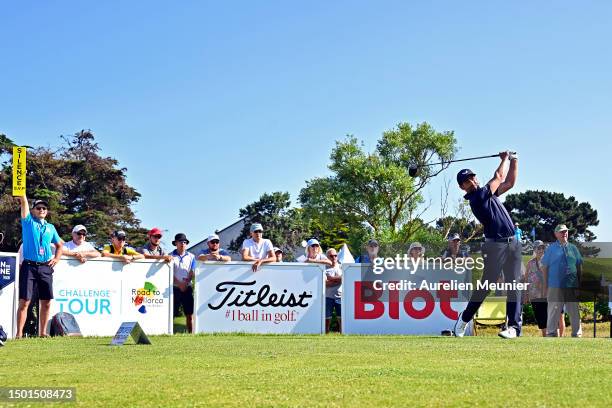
[170,233,196,333]
[324,248,342,333]
[301,239,332,266]
[137,227,172,262]
[198,234,231,262]
[241,223,276,272]
[102,230,144,263]
[15,195,64,338]
[62,225,101,263]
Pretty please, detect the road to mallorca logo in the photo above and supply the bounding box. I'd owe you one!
[132,281,165,314]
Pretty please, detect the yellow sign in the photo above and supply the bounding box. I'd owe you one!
[12,146,27,196]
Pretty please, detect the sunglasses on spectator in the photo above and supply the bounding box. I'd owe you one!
[209,240,220,244]
[151,235,162,239]
[34,206,47,211]
[76,232,87,236]
[328,254,337,258]
[116,237,126,241]
[253,230,263,234]
[310,244,320,247]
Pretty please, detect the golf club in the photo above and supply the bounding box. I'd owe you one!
[408,152,517,177]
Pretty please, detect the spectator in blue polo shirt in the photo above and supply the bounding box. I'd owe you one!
[541,224,583,337]
[16,195,63,338]
[197,234,232,262]
[453,151,523,339]
[355,239,380,263]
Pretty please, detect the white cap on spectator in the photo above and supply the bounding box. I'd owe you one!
[207,234,220,242]
[72,225,87,234]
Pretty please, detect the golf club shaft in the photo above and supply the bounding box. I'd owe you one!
[420,152,516,168]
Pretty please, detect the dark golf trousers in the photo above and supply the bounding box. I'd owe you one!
[461,240,523,335]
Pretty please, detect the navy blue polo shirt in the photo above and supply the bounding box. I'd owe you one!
[464,184,515,239]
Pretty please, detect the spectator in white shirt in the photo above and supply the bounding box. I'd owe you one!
[301,239,332,266]
[241,223,276,272]
[324,248,342,333]
[170,233,196,333]
[62,225,101,263]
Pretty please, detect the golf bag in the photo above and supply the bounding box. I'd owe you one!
[50,312,82,337]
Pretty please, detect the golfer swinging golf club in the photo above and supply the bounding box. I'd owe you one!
[453,150,522,339]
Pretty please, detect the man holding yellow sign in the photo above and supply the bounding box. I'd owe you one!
[12,146,27,196]
[13,147,64,338]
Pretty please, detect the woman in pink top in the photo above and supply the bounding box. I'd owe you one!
[523,241,565,336]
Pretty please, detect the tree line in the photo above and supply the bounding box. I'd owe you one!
[0,124,599,256]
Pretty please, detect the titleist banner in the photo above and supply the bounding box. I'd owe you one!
[194,262,325,334]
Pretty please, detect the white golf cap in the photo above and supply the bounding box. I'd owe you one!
[273,247,283,253]
[207,234,220,242]
[72,224,87,234]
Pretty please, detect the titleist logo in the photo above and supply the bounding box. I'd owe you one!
[208,280,312,310]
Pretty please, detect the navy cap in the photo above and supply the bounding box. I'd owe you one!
[32,199,49,208]
[457,169,476,185]
[111,230,127,239]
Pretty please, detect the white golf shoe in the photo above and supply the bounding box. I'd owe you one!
[498,327,517,339]
[453,313,468,337]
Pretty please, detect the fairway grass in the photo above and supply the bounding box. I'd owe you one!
[2,335,611,407]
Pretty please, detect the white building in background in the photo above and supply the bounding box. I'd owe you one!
[187,217,246,260]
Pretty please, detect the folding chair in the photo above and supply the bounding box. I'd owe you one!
[474,296,507,335]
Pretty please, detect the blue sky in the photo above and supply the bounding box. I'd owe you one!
[1,1,611,246]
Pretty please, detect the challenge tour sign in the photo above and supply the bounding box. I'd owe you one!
[50,258,173,336]
[194,262,325,334]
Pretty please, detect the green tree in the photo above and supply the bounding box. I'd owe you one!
[0,133,16,154]
[0,130,148,251]
[229,192,309,259]
[299,122,457,246]
[503,190,599,242]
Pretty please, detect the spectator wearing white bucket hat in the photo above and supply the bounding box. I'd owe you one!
[241,223,276,272]
[62,225,101,263]
[198,234,231,262]
[408,242,425,260]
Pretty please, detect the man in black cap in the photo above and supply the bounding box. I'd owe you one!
[16,195,63,338]
[102,230,144,263]
[453,151,522,339]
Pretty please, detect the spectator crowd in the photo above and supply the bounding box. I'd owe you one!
[13,193,587,339]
